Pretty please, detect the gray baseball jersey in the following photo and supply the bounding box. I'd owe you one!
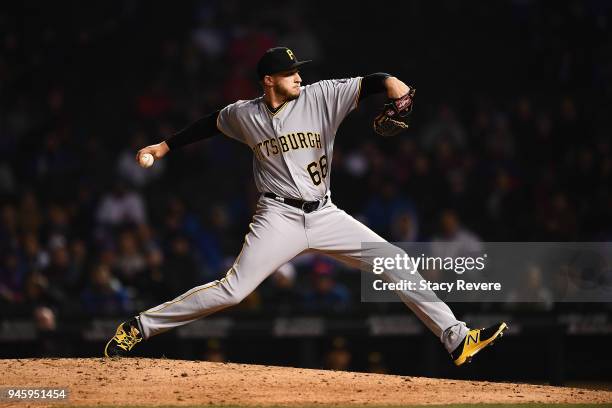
[138,78,467,354]
[216,78,361,201]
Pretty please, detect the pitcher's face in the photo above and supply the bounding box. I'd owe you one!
[270,69,302,101]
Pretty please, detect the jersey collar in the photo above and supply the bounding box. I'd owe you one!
[264,100,289,117]
[262,90,303,117]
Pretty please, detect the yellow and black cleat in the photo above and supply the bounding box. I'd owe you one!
[451,322,508,366]
[104,318,143,357]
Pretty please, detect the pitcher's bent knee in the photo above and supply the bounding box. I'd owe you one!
[223,285,252,307]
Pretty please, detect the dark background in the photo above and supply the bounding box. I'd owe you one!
[1,0,611,386]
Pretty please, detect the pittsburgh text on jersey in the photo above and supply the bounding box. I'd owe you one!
[252,132,322,161]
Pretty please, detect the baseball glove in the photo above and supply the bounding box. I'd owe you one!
[373,87,416,137]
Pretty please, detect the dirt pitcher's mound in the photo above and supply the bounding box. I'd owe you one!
[1,358,611,406]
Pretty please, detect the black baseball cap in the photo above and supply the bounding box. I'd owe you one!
[256,47,312,79]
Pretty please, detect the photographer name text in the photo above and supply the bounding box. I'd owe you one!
[372,279,502,292]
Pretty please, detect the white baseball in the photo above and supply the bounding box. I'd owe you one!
[139,153,154,168]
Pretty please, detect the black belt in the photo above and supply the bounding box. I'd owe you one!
[264,192,328,213]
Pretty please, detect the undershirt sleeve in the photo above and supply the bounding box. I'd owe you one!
[165,111,221,150]
[358,72,391,102]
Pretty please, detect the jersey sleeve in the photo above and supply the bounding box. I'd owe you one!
[316,77,363,131]
[216,102,246,143]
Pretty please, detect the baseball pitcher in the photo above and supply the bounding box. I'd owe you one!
[105,47,507,366]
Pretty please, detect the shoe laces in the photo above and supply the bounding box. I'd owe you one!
[114,323,142,351]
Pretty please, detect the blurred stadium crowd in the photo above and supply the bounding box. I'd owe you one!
[1,0,611,337]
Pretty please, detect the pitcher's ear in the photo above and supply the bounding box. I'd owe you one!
[263,75,274,87]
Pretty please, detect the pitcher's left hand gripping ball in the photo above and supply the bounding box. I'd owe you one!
[373,86,416,137]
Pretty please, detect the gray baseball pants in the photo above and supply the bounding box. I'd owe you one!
[139,195,467,352]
